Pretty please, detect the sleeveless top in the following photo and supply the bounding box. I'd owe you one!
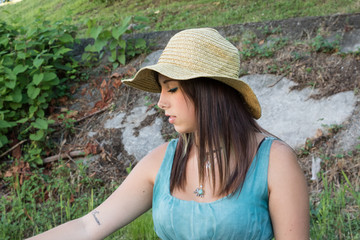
[152,137,275,240]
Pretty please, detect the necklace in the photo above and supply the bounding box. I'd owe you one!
[194,185,205,197]
[194,160,211,198]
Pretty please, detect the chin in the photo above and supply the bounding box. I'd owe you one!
[174,126,195,134]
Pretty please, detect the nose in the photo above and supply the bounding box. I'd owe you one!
[157,91,168,110]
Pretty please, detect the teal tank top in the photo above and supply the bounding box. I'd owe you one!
[152,137,275,240]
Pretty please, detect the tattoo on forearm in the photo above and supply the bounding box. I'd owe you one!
[92,210,101,225]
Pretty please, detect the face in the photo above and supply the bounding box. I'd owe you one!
[157,74,197,134]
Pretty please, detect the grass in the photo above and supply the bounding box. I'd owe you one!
[1,0,360,239]
[310,172,360,239]
[1,157,358,239]
[0,159,159,239]
[1,0,360,36]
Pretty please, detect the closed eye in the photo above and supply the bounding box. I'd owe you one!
[168,87,178,93]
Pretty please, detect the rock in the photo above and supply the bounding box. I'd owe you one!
[104,105,165,161]
[241,74,356,148]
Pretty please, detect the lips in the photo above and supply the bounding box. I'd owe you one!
[165,114,176,124]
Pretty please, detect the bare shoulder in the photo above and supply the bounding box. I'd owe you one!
[269,139,295,159]
[268,140,303,191]
[268,140,310,238]
[135,141,170,184]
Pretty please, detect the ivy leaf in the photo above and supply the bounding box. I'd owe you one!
[118,39,126,49]
[0,134,9,148]
[54,47,72,57]
[30,129,44,141]
[112,25,127,40]
[27,85,41,99]
[5,80,16,89]
[10,88,22,103]
[0,36,9,47]
[13,65,28,75]
[4,67,16,80]
[29,105,38,115]
[112,62,119,70]
[43,72,57,82]
[0,120,17,128]
[9,102,22,110]
[84,44,96,52]
[93,39,107,53]
[31,118,48,130]
[33,58,44,69]
[17,52,26,60]
[109,40,118,50]
[90,26,103,40]
[118,54,126,65]
[36,109,45,118]
[108,55,115,63]
[17,117,29,124]
[111,49,117,60]
[58,33,74,43]
[121,16,132,29]
[33,73,44,85]
[135,39,146,49]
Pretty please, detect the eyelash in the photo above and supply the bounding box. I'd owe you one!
[168,87,178,93]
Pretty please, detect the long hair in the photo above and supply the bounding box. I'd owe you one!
[170,78,267,197]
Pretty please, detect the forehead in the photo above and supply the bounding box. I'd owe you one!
[158,74,178,85]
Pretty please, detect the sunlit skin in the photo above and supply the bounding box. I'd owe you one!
[157,74,197,134]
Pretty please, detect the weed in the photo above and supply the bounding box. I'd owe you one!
[240,37,288,60]
[57,113,76,134]
[322,124,343,135]
[291,51,303,61]
[0,160,110,239]
[0,17,78,153]
[259,25,282,36]
[310,172,360,239]
[310,34,341,53]
[82,16,149,70]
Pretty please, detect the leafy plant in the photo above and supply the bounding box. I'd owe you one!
[82,16,149,69]
[0,19,79,152]
[0,159,108,239]
[310,34,340,53]
[240,37,288,60]
[310,172,360,239]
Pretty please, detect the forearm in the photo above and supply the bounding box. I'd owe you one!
[26,217,90,240]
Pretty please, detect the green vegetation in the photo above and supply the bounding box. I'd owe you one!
[0,159,158,239]
[1,0,360,36]
[0,19,78,162]
[310,172,360,239]
[0,5,152,238]
[82,16,149,69]
[1,0,359,239]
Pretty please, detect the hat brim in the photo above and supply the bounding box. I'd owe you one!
[122,63,261,119]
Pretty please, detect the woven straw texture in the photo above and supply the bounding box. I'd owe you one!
[122,28,261,119]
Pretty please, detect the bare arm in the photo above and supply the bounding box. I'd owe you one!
[27,142,168,240]
[268,141,310,239]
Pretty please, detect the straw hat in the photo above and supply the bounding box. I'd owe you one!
[122,28,261,119]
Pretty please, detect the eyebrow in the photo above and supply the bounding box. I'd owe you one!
[162,79,177,84]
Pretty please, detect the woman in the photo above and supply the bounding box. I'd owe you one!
[29,28,309,239]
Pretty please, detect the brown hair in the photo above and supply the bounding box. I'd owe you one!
[170,78,267,197]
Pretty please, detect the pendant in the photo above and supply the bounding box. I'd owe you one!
[194,185,205,197]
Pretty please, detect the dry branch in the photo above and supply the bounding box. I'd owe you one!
[0,140,27,158]
[43,150,86,163]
